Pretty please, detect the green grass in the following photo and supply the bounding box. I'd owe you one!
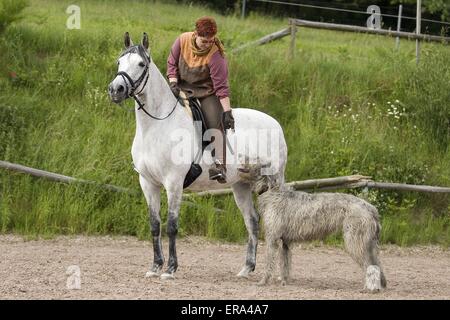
[0,0,449,246]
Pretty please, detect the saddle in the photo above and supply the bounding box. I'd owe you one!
[179,91,209,188]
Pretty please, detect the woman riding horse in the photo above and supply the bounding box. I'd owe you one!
[167,16,234,183]
[109,31,287,280]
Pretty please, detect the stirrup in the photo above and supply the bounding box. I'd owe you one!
[210,174,226,183]
[209,160,227,183]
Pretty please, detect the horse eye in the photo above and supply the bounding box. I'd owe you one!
[139,62,145,67]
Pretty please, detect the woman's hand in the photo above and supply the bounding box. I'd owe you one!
[222,110,235,130]
[169,81,180,98]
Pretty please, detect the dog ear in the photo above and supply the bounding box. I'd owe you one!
[237,153,250,165]
[257,184,269,195]
[237,166,253,182]
[261,161,272,168]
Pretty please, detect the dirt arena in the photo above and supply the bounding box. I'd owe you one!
[0,235,448,299]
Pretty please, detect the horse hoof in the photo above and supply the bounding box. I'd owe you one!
[145,271,160,278]
[257,280,267,286]
[237,268,250,279]
[160,273,175,280]
[366,287,381,293]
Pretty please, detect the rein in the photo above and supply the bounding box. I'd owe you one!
[116,45,178,120]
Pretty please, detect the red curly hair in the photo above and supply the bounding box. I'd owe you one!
[195,16,217,37]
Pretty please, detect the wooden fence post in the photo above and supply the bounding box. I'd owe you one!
[290,20,297,59]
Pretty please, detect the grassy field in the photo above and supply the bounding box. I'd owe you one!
[0,0,449,246]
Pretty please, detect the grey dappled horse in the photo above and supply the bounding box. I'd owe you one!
[108,33,287,280]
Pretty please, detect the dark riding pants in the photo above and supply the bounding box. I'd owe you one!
[198,95,225,164]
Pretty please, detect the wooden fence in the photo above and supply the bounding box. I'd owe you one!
[232,18,450,59]
[2,161,449,199]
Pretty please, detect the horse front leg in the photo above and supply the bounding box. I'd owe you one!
[232,181,259,278]
[160,182,183,280]
[139,177,164,278]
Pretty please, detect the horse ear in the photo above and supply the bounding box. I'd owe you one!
[124,32,133,48]
[142,32,149,50]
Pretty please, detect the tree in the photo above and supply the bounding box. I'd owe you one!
[390,0,449,21]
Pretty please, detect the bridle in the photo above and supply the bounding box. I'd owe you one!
[116,45,178,120]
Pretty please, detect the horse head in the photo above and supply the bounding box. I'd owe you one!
[108,32,151,104]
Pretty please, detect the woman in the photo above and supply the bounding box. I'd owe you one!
[167,16,234,184]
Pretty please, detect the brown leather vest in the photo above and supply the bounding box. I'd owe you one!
[177,32,219,98]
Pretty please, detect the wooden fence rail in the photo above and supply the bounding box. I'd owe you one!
[185,175,450,197]
[289,18,450,43]
[0,160,224,212]
[231,18,449,57]
[232,27,291,53]
[0,160,136,194]
[2,161,449,201]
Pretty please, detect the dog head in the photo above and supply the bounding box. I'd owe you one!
[237,155,280,195]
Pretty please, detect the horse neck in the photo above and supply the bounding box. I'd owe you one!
[134,62,186,135]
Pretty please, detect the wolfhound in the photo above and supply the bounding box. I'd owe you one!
[239,163,387,292]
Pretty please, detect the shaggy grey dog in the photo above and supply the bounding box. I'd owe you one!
[239,163,387,292]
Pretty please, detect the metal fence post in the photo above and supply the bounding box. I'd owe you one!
[416,0,421,64]
[396,4,403,50]
[241,0,247,19]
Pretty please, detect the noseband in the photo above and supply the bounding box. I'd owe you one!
[116,45,178,120]
[116,45,150,98]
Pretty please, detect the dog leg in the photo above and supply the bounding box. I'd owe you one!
[280,240,291,286]
[258,239,278,286]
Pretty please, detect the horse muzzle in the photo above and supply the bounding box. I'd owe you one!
[108,82,128,103]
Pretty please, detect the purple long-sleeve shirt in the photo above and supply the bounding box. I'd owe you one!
[167,36,230,99]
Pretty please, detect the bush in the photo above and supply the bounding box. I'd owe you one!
[0,0,28,34]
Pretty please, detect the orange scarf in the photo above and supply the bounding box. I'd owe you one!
[191,33,225,57]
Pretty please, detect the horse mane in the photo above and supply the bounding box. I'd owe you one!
[119,45,151,64]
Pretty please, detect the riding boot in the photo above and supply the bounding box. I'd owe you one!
[198,94,227,184]
[208,130,227,184]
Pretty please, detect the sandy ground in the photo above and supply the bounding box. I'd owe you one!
[0,235,449,300]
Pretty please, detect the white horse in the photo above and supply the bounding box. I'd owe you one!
[108,32,287,280]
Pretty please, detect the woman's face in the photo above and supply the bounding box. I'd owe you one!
[195,34,215,50]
